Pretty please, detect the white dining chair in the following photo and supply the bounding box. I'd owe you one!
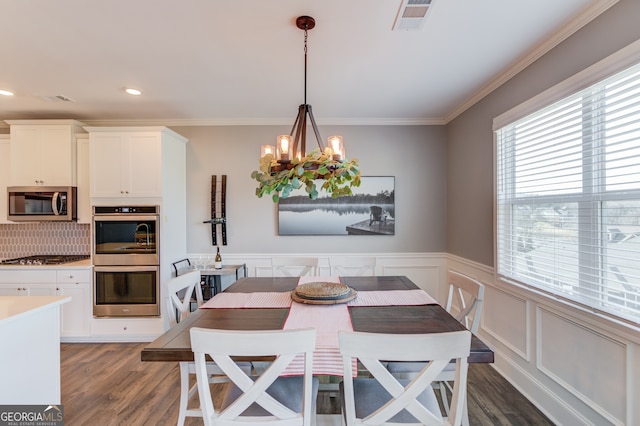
[339,329,472,426]
[271,256,319,277]
[387,270,485,424]
[329,256,376,276]
[190,327,318,426]
[166,269,251,426]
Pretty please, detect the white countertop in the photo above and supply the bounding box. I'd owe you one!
[0,296,71,324]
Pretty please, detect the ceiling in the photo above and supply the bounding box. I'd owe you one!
[0,0,611,128]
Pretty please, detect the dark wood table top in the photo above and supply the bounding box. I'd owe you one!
[141,276,494,364]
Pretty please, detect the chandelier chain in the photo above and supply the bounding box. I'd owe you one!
[303,27,308,106]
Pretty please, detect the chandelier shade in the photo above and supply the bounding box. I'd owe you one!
[251,16,361,202]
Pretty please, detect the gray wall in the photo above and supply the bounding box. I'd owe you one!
[171,124,447,256]
[446,0,640,267]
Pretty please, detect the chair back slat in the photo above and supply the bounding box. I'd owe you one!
[446,271,485,334]
[166,269,202,327]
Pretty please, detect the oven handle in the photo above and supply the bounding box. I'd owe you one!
[94,265,159,273]
[92,215,159,222]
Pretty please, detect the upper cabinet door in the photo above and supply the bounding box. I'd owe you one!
[126,134,162,197]
[8,122,81,186]
[9,127,42,185]
[89,134,127,197]
[89,131,162,198]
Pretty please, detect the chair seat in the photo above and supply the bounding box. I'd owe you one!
[222,376,319,416]
[339,378,441,423]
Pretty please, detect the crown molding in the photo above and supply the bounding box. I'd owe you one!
[443,0,619,124]
[77,117,447,127]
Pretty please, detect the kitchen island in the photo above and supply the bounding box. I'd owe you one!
[0,295,70,404]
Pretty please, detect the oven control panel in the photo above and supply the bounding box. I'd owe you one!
[93,206,159,214]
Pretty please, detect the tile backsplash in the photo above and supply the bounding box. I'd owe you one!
[0,222,90,259]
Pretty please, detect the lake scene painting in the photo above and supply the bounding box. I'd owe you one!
[278,176,395,235]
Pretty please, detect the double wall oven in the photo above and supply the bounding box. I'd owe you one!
[92,206,160,317]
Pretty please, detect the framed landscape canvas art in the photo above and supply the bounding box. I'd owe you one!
[278,176,395,236]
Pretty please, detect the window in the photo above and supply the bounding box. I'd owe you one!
[495,60,640,323]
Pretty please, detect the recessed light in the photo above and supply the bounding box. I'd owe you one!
[125,88,142,96]
[0,89,14,96]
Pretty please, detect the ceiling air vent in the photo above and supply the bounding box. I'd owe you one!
[393,0,432,31]
[40,95,75,102]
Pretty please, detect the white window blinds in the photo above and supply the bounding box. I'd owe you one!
[496,61,640,324]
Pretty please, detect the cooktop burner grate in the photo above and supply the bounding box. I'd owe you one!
[0,254,90,265]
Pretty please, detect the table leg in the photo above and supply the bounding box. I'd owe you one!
[213,276,222,295]
[201,276,215,300]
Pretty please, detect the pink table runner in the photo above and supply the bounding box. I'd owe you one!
[282,276,354,376]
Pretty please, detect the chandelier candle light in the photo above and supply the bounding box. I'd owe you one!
[251,16,361,202]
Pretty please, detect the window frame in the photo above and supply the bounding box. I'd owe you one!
[493,39,640,325]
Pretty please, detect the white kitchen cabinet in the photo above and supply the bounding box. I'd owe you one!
[0,283,57,296]
[0,270,57,296]
[0,268,92,337]
[88,128,177,198]
[86,126,188,338]
[25,283,59,296]
[0,286,24,296]
[6,120,86,186]
[90,317,164,340]
[0,135,10,223]
[56,269,91,337]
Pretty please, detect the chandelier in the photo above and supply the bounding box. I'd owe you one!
[251,16,360,202]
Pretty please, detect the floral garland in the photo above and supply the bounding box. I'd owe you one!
[251,148,361,202]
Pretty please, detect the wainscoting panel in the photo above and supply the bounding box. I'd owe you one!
[537,306,627,424]
[482,285,530,361]
[448,254,640,426]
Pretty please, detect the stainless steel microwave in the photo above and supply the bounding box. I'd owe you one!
[7,186,77,222]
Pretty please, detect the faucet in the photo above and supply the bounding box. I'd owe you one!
[135,223,150,246]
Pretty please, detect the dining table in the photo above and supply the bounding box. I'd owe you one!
[141,275,494,367]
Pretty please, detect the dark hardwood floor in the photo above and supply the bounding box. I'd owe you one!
[60,343,554,425]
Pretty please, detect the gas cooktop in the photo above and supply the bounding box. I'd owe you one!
[0,254,90,265]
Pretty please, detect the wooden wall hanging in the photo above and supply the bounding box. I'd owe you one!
[202,175,227,245]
